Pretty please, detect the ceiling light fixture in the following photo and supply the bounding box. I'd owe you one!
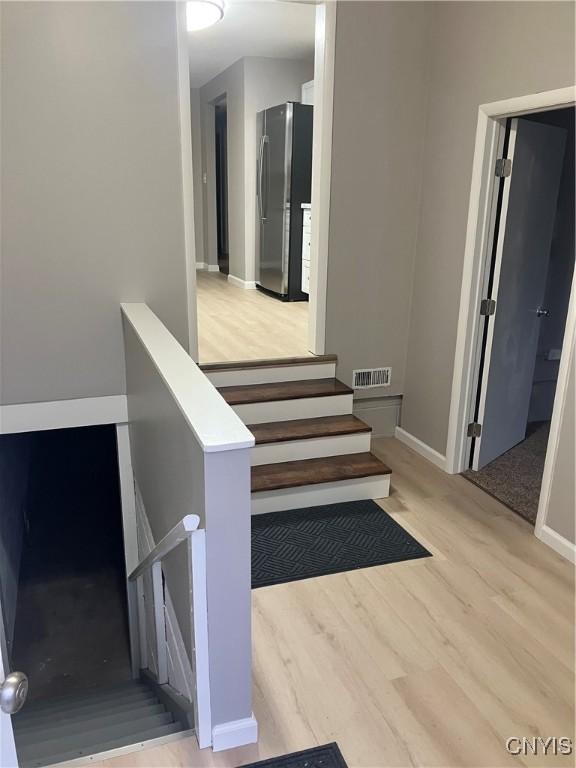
[186,0,225,31]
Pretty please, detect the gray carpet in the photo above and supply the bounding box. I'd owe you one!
[462,422,550,525]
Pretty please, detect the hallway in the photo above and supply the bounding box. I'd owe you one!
[196,271,310,363]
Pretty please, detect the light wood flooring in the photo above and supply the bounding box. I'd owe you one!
[196,271,310,363]
[93,438,575,768]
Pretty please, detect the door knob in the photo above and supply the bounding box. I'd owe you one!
[0,671,28,714]
[536,307,550,318]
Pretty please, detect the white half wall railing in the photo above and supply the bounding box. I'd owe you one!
[121,303,257,752]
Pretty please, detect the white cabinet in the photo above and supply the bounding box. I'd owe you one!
[301,206,312,295]
[301,80,314,106]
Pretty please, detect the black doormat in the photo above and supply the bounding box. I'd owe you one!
[252,499,431,588]
[240,743,349,768]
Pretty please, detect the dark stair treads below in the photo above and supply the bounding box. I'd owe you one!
[218,378,353,406]
[249,415,371,444]
[251,453,391,493]
[13,680,186,768]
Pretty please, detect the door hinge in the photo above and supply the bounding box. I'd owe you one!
[480,298,496,316]
[495,158,512,178]
[467,422,482,438]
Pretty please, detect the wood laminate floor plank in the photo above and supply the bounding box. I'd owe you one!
[197,271,310,364]
[92,437,574,768]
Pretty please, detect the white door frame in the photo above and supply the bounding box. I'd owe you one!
[307,2,336,355]
[445,86,576,476]
[177,2,336,358]
[0,397,142,680]
[176,1,200,360]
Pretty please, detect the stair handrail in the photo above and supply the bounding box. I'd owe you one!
[126,510,210,748]
[128,513,200,582]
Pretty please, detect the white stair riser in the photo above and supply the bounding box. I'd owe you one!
[234,394,352,424]
[206,362,336,388]
[252,432,371,466]
[251,475,390,515]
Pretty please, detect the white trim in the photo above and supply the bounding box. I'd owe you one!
[134,489,196,703]
[0,395,128,434]
[204,361,336,387]
[252,432,371,466]
[115,424,140,678]
[196,262,220,273]
[122,303,254,452]
[308,2,336,356]
[534,269,576,553]
[395,427,447,471]
[536,525,576,565]
[232,393,352,424]
[445,86,576,475]
[189,530,212,749]
[211,715,258,752]
[227,274,256,290]
[252,475,390,515]
[175,3,199,361]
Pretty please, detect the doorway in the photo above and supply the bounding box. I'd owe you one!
[215,99,229,276]
[8,425,131,703]
[459,106,575,524]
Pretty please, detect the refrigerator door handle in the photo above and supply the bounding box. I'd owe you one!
[258,135,268,221]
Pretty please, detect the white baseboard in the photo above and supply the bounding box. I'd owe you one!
[228,274,256,290]
[0,395,128,434]
[196,262,220,272]
[536,524,576,564]
[212,715,258,752]
[395,426,447,471]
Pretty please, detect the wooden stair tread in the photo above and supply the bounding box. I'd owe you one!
[251,452,391,493]
[201,354,336,372]
[219,378,353,406]
[249,415,371,445]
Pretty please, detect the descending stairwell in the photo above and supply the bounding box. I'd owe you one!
[201,355,391,513]
[13,680,188,768]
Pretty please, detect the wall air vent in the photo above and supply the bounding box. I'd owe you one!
[352,367,391,389]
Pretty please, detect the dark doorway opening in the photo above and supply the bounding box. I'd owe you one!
[215,100,229,275]
[463,106,575,524]
[9,424,131,703]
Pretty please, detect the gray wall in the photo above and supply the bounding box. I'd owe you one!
[0,434,32,650]
[326,2,433,397]
[544,341,575,545]
[197,56,313,281]
[191,88,206,271]
[0,1,190,406]
[326,1,574,420]
[401,1,576,452]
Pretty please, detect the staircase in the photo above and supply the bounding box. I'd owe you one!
[13,680,188,767]
[201,355,391,514]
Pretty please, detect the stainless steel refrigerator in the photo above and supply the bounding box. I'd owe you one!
[256,102,313,301]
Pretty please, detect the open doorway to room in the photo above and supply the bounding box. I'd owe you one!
[214,98,229,275]
[461,106,575,525]
[188,1,325,363]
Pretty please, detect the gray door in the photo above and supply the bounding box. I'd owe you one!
[258,105,292,295]
[473,118,567,469]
